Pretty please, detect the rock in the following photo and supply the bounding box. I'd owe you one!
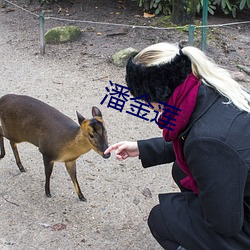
[236,65,250,76]
[142,187,152,198]
[231,71,247,82]
[112,47,138,67]
[39,223,50,228]
[133,197,140,205]
[45,26,82,44]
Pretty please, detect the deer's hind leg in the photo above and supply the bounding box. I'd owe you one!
[0,126,5,159]
[65,161,86,202]
[43,155,54,198]
[10,141,26,172]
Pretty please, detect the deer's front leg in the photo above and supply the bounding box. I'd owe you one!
[65,160,86,202]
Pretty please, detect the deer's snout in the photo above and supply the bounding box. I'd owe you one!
[102,152,111,159]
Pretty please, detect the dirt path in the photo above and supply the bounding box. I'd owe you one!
[0,3,175,250]
[0,1,249,249]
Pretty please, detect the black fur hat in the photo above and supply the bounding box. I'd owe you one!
[125,52,192,103]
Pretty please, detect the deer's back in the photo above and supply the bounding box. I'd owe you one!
[0,94,79,147]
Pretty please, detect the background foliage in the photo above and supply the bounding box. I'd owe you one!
[38,0,250,18]
[136,0,172,15]
[136,0,250,17]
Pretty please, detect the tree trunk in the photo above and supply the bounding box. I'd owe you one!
[171,0,198,25]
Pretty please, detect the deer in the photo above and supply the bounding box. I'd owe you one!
[0,94,111,202]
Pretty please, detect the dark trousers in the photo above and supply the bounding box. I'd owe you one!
[148,162,188,250]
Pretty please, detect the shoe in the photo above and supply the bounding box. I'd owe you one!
[176,246,187,250]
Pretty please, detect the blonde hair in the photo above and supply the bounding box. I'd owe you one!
[134,42,250,113]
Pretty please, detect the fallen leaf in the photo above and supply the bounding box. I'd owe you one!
[143,12,155,18]
[51,223,67,231]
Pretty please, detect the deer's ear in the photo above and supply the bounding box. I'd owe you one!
[76,111,85,125]
[92,106,102,118]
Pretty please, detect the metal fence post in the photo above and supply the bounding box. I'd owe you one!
[188,25,195,46]
[0,0,5,8]
[39,11,45,55]
[202,0,208,51]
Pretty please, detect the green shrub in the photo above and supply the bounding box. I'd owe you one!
[135,0,250,18]
[196,0,216,15]
[136,0,172,15]
[213,0,250,17]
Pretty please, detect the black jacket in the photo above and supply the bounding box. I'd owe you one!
[138,84,250,250]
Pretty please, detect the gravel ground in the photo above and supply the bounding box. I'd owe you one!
[0,1,249,249]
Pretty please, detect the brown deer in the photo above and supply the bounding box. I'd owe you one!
[0,94,110,201]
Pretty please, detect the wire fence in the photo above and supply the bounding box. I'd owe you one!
[3,0,250,55]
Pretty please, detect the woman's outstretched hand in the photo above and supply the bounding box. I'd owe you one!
[104,141,139,160]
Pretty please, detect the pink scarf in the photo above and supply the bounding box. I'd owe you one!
[158,73,201,194]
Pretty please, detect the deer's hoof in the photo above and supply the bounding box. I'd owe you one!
[79,196,87,202]
[46,193,52,198]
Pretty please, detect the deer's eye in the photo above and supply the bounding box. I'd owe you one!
[89,133,94,139]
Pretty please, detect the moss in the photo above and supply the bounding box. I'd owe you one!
[152,16,172,28]
[152,15,196,32]
[112,48,138,67]
[45,26,82,44]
